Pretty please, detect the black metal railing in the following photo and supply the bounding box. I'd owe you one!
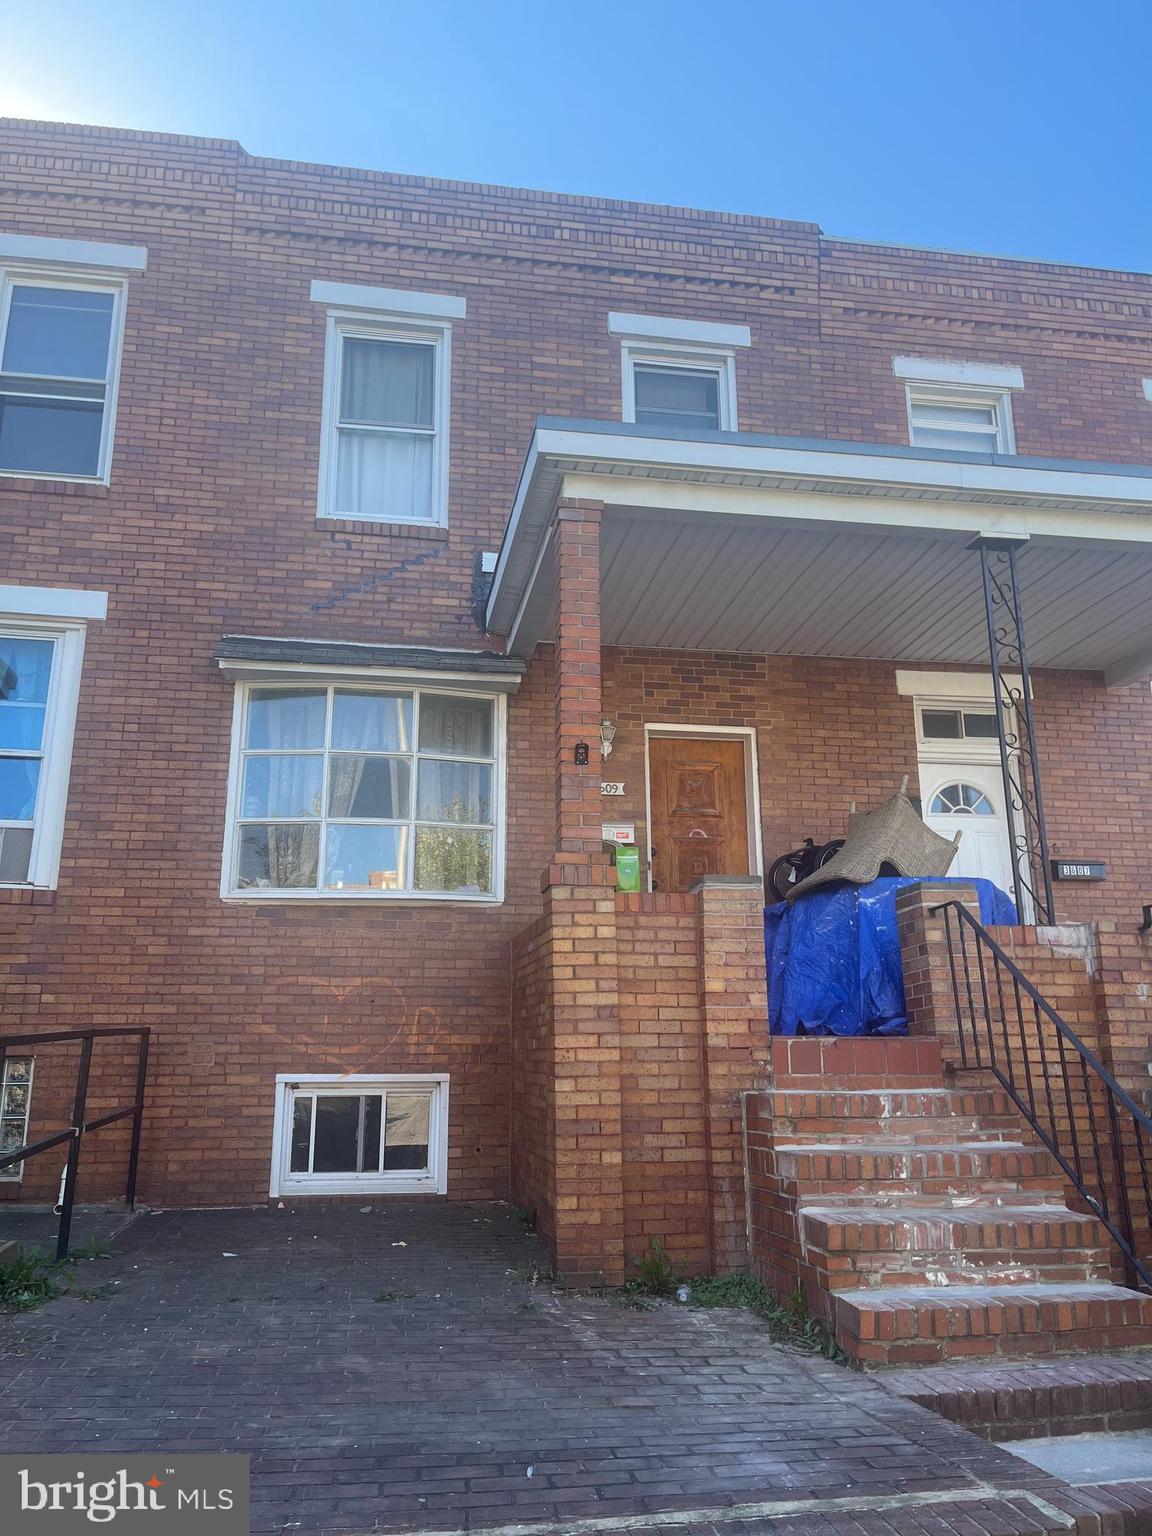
[0,1027,150,1262]
[934,900,1152,1289]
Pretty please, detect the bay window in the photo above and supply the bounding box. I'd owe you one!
[224,680,504,900]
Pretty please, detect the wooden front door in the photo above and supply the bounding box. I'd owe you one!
[648,736,753,893]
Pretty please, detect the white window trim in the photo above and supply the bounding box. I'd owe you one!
[905,380,1016,455]
[220,676,507,905]
[316,307,452,527]
[269,1072,449,1197]
[0,266,130,486]
[621,339,739,432]
[609,312,751,348]
[0,234,147,273]
[0,1055,34,1183]
[894,356,1024,390]
[310,280,465,321]
[0,617,90,890]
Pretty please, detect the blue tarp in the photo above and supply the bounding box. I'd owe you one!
[765,877,1017,1037]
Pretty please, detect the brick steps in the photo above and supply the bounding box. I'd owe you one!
[748,1035,1152,1368]
[800,1204,1113,1288]
[774,1141,1065,1198]
[881,1352,1152,1440]
[835,1282,1152,1365]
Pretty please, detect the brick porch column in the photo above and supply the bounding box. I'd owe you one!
[545,499,626,1284]
[896,880,981,1066]
[693,876,771,1272]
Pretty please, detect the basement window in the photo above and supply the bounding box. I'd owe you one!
[0,1057,33,1180]
[269,1074,448,1196]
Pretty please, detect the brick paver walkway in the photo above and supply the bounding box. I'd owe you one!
[0,1204,1107,1535]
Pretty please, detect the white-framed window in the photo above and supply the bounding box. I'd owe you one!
[0,621,89,887]
[622,342,738,432]
[0,1056,34,1181]
[317,312,451,525]
[269,1073,449,1196]
[917,705,1001,744]
[0,269,128,483]
[906,384,1015,454]
[222,679,506,902]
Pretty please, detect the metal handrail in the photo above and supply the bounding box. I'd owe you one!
[0,1027,150,1262]
[932,900,1152,1290]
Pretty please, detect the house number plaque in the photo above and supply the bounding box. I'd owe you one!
[601,782,625,796]
[1051,860,1106,881]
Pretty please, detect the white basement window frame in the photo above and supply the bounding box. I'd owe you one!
[0,266,130,484]
[221,677,507,903]
[0,616,92,889]
[269,1073,449,1197]
[315,302,454,527]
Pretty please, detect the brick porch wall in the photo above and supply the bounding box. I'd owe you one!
[510,877,768,1282]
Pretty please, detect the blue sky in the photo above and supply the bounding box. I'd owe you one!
[2,0,1149,272]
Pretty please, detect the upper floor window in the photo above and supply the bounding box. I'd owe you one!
[894,358,1022,458]
[907,385,1013,454]
[223,680,505,901]
[610,313,749,436]
[0,274,126,482]
[312,283,465,526]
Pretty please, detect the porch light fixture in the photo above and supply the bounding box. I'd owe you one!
[600,719,617,758]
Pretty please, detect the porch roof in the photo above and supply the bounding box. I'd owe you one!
[486,420,1152,686]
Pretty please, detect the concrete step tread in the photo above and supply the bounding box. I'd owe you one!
[801,1203,1099,1229]
[840,1281,1152,1310]
[777,1141,1031,1154]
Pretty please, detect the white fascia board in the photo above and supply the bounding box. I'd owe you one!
[894,356,1024,389]
[536,428,1152,512]
[309,280,466,320]
[0,234,147,272]
[0,584,108,621]
[607,311,751,348]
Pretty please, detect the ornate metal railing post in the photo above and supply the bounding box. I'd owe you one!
[972,536,1055,924]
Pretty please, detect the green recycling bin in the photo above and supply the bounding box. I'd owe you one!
[613,843,641,893]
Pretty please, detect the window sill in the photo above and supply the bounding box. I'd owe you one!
[275,1176,442,1197]
[317,517,447,539]
[0,885,56,906]
[0,476,111,500]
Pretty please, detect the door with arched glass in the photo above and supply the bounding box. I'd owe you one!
[922,764,1014,895]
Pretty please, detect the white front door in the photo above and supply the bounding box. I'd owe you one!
[920,760,1015,897]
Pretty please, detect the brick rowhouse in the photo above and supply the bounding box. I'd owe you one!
[1,118,1152,1290]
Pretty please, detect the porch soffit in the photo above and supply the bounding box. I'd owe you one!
[489,421,1152,682]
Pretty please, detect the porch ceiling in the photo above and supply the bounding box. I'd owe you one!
[490,420,1152,684]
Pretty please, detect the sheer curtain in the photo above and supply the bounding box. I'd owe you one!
[336,339,435,521]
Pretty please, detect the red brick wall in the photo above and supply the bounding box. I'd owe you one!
[509,912,555,1245]
[616,893,710,1275]
[0,119,1150,1212]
